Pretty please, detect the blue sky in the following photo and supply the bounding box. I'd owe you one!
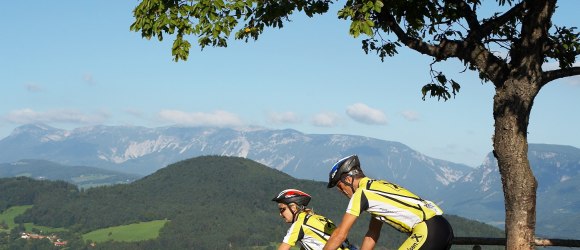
[1,1,578,167]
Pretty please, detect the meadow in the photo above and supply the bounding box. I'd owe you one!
[1,205,64,233]
[82,219,169,243]
[2,205,167,244]
[0,205,32,232]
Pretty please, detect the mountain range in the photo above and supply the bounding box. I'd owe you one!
[445,144,580,238]
[1,123,579,239]
[0,123,471,199]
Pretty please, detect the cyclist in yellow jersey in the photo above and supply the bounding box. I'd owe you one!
[273,189,357,250]
[323,155,453,250]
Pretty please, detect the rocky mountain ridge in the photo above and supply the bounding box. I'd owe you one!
[0,123,471,199]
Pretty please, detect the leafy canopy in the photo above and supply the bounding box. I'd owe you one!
[131,0,579,100]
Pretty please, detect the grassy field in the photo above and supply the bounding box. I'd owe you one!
[3,206,168,243]
[82,219,169,243]
[0,205,33,232]
[0,205,66,233]
[22,222,67,233]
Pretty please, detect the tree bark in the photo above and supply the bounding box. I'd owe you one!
[493,77,540,250]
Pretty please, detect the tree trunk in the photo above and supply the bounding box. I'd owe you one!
[493,77,540,250]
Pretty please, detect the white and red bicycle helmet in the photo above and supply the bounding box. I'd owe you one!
[272,189,312,206]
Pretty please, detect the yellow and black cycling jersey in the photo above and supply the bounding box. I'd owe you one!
[283,211,353,250]
[346,177,443,233]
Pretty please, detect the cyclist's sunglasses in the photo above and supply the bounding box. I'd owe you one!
[278,207,287,214]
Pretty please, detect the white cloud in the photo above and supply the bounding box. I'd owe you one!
[267,111,302,124]
[157,110,244,127]
[25,83,43,92]
[346,103,388,125]
[3,108,109,124]
[311,112,340,127]
[401,110,420,121]
[83,73,96,86]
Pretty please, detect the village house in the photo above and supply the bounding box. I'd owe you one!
[20,232,68,246]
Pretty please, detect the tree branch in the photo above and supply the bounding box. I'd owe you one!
[478,1,526,38]
[381,12,462,60]
[513,0,555,72]
[447,0,480,31]
[379,10,509,85]
[542,66,580,86]
[485,38,513,43]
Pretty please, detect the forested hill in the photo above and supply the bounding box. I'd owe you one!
[1,156,503,249]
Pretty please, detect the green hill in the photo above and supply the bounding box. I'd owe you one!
[1,156,503,249]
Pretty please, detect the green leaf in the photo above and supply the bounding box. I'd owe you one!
[374,0,384,12]
[366,19,374,27]
[362,22,373,36]
[350,21,361,37]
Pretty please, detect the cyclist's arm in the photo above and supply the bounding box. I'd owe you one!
[278,243,292,250]
[323,213,358,250]
[360,216,382,250]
